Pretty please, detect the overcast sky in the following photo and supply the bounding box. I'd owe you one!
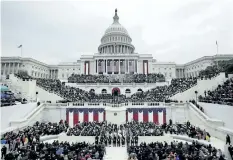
[1,0,233,64]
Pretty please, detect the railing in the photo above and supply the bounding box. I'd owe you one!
[66,82,169,86]
[188,102,224,127]
[1,103,45,135]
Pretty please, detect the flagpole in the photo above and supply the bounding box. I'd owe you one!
[216,41,218,54]
[21,46,23,57]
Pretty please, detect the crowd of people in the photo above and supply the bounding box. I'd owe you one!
[199,78,233,106]
[1,119,229,160]
[36,77,197,103]
[198,59,233,80]
[229,145,233,159]
[68,73,165,84]
[130,77,197,102]
[1,141,105,160]
[1,121,68,146]
[128,141,225,160]
[66,121,210,142]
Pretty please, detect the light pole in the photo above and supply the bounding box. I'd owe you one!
[195,91,198,104]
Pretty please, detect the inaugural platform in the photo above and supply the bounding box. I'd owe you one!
[1,5,233,160]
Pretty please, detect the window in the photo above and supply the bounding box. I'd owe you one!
[137,88,143,92]
[102,89,107,94]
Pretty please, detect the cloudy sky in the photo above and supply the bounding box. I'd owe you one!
[1,0,233,64]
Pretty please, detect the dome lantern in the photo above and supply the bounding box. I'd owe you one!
[113,8,119,24]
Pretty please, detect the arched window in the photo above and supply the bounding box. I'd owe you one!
[125,88,131,94]
[102,89,107,94]
[137,88,143,92]
[90,89,95,93]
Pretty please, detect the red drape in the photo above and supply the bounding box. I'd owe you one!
[163,111,166,124]
[73,112,79,126]
[103,111,106,121]
[84,112,89,122]
[93,111,99,122]
[66,112,69,124]
[143,110,148,122]
[153,111,158,124]
[112,87,121,94]
[133,111,138,121]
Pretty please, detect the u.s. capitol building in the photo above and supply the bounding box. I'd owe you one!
[1,9,233,80]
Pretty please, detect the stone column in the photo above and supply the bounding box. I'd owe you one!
[17,63,19,74]
[119,59,120,74]
[124,60,126,73]
[106,59,108,74]
[134,60,137,73]
[3,63,6,75]
[112,59,114,74]
[7,63,10,75]
[97,60,99,74]
[11,63,14,74]
[128,60,130,73]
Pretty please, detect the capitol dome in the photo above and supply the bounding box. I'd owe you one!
[98,9,135,54]
[104,10,129,36]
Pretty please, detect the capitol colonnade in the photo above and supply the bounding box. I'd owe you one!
[95,59,137,74]
[1,62,21,75]
[82,59,149,75]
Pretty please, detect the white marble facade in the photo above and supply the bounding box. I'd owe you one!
[1,9,233,80]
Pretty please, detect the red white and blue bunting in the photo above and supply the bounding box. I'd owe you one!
[66,108,105,127]
[126,108,166,124]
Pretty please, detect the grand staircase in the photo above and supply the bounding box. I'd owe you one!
[104,147,128,160]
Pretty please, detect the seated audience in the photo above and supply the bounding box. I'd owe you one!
[128,141,226,160]
[4,141,105,160]
[1,120,68,145]
[68,73,165,84]
[199,78,233,106]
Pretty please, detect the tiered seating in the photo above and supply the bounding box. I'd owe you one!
[36,76,199,103]
[131,78,197,102]
[68,73,165,83]
[199,78,233,106]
